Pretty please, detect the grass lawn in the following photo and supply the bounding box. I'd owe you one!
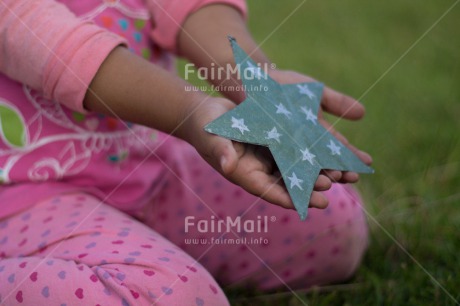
[179,0,459,304]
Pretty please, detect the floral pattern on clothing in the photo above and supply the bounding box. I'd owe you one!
[0,0,169,185]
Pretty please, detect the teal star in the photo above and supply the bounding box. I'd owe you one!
[205,37,373,220]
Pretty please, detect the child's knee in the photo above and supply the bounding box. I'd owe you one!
[0,255,229,306]
[252,224,367,290]
[105,262,229,306]
[223,185,369,290]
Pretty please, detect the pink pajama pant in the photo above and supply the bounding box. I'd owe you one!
[0,141,369,306]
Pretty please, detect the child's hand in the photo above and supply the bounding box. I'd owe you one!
[269,69,373,184]
[181,98,333,210]
[177,4,371,200]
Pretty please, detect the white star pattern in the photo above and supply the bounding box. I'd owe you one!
[275,104,292,118]
[246,61,264,78]
[265,127,282,143]
[231,117,250,134]
[297,84,316,99]
[327,140,341,155]
[300,106,317,125]
[287,172,303,190]
[300,147,316,165]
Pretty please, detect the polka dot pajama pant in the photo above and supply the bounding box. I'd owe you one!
[0,141,369,305]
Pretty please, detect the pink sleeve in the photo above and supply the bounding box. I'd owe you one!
[146,0,247,53]
[0,0,127,113]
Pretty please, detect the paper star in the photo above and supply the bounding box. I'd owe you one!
[297,84,316,99]
[300,147,316,165]
[231,117,249,134]
[205,37,373,220]
[327,140,341,155]
[300,106,317,125]
[266,127,282,143]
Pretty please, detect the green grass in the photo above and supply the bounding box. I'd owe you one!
[179,0,460,304]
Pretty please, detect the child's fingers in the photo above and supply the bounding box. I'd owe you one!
[241,174,328,210]
[314,174,331,191]
[356,150,373,166]
[206,135,239,175]
[322,169,360,184]
[340,171,360,183]
[309,191,329,209]
[321,87,365,121]
[322,169,342,182]
[232,170,294,209]
[227,164,329,211]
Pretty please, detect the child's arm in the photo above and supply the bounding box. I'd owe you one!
[177,4,372,182]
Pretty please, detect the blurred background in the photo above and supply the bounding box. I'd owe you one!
[179,0,459,304]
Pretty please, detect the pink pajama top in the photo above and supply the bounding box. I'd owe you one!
[0,0,246,218]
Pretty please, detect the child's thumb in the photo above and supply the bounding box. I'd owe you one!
[211,137,238,175]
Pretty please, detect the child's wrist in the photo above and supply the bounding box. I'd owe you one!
[174,91,212,144]
[176,96,234,148]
